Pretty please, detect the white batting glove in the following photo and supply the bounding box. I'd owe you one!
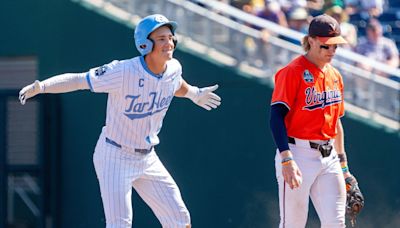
[185,84,221,111]
[19,80,43,105]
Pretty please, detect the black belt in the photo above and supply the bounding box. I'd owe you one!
[106,137,153,154]
[288,137,333,157]
[288,137,320,150]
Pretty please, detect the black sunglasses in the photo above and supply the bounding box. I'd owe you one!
[320,44,338,50]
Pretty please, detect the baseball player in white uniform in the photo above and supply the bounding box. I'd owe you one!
[19,14,221,228]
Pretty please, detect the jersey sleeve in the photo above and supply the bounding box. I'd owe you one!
[271,66,299,110]
[86,60,123,93]
[171,59,183,93]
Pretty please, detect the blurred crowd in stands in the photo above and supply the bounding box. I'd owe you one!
[210,0,400,82]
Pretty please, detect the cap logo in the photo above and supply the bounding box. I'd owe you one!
[155,15,168,23]
[329,23,336,35]
[328,22,340,36]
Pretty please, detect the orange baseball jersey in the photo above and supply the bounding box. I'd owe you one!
[271,55,344,140]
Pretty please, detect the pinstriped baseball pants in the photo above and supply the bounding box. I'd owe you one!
[93,133,190,228]
[275,139,346,228]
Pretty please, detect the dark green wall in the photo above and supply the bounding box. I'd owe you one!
[1,1,399,227]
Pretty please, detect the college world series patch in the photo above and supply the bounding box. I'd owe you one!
[95,65,109,76]
[303,70,314,83]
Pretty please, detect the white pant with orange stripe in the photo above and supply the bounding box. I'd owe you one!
[275,138,346,228]
[93,132,190,228]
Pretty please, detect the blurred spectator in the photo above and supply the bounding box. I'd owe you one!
[323,0,345,11]
[361,0,386,17]
[230,0,249,9]
[253,0,289,46]
[354,18,399,73]
[256,0,288,27]
[306,0,325,16]
[232,0,265,13]
[325,5,358,48]
[279,7,310,45]
[345,0,387,17]
[249,0,266,12]
[277,0,308,13]
[287,7,310,33]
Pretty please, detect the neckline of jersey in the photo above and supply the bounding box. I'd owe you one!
[300,55,329,77]
[139,56,165,79]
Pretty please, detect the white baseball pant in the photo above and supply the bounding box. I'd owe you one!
[93,132,190,228]
[275,138,346,228]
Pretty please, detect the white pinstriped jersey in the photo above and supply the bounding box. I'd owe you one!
[86,56,183,149]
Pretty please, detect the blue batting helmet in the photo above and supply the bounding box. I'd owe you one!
[134,14,178,56]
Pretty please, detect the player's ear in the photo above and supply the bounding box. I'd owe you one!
[308,36,314,45]
[308,36,319,48]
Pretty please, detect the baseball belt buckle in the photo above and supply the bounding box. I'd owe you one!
[318,144,333,157]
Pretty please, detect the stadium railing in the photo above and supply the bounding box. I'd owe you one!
[72,0,400,131]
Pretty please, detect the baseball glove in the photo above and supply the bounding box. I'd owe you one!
[345,176,364,227]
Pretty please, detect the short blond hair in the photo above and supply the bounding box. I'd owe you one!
[302,35,311,52]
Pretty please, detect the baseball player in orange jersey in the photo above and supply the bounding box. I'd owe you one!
[270,14,360,227]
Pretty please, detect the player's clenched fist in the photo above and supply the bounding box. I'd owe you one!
[19,80,43,105]
[185,84,221,111]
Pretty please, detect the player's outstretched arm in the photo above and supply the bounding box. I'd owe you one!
[176,80,221,111]
[19,73,89,105]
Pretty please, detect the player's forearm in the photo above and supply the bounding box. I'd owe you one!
[334,119,351,177]
[19,72,90,105]
[40,73,89,93]
[334,119,345,154]
[175,79,189,97]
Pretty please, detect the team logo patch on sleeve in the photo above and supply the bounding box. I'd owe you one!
[303,70,314,83]
[95,65,109,76]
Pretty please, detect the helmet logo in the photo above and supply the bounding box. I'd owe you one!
[155,15,168,23]
[139,44,147,49]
